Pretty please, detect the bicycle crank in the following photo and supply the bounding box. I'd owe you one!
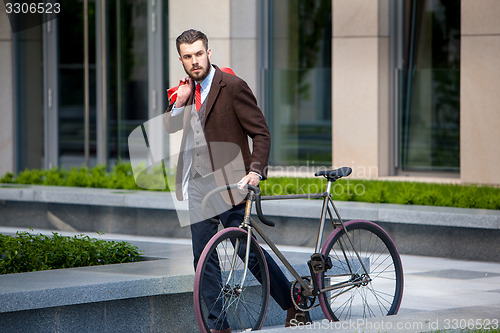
[291,278,317,312]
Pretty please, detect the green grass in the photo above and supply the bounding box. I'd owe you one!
[0,230,142,275]
[0,163,143,190]
[260,177,500,210]
[1,163,500,210]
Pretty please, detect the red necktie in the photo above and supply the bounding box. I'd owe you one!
[195,84,201,112]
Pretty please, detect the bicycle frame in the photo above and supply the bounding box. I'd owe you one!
[229,180,371,299]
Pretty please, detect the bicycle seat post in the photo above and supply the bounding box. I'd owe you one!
[325,179,333,195]
[314,180,333,254]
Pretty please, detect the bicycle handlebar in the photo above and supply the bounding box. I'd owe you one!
[201,184,276,227]
[247,184,276,227]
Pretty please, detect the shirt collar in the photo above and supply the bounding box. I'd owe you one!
[198,65,215,92]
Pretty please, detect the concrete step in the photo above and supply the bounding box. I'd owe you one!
[1,184,500,261]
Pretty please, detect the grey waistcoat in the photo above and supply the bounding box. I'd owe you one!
[189,99,212,177]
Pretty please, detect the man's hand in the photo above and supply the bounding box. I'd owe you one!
[175,77,194,108]
[238,173,260,189]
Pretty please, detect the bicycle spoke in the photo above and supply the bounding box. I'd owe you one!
[361,285,381,317]
[366,283,391,315]
[371,261,396,279]
[194,228,269,332]
[319,221,403,321]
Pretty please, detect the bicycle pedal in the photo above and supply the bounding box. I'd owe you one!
[295,312,312,325]
[309,253,326,274]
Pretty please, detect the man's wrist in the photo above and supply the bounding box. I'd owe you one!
[174,100,186,108]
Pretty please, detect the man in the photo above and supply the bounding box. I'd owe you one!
[163,29,301,332]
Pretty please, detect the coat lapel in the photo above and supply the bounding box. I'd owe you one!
[204,66,225,126]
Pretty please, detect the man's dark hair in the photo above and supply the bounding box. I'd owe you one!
[176,29,209,54]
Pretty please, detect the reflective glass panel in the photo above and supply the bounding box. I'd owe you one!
[14,25,44,170]
[268,0,332,166]
[399,0,460,172]
[58,0,96,167]
[108,0,149,162]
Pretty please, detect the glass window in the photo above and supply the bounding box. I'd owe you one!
[398,0,460,172]
[108,0,149,162]
[14,0,166,170]
[267,0,332,166]
[14,25,44,170]
[58,0,96,167]
[57,0,152,167]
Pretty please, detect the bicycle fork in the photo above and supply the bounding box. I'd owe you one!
[225,191,255,292]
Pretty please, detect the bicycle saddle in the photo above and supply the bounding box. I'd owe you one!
[314,167,352,180]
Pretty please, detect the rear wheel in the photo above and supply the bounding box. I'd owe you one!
[193,227,270,332]
[318,220,404,321]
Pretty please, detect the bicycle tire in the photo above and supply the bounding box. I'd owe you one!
[193,227,270,332]
[317,220,404,321]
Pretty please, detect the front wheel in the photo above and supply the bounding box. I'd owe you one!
[193,227,270,332]
[318,220,404,321]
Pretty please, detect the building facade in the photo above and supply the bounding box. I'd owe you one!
[1,0,499,185]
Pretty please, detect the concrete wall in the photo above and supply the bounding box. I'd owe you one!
[460,0,500,185]
[230,0,258,95]
[0,3,14,176]
[2,197,500,262]
[0,293,199,333]
[168,1,231,86]
[167,0,258,94]
[331,0,390,178]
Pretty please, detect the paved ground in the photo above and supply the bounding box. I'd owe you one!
[2,227,500,332]
[104,232,500,332]
[73,230,500,332]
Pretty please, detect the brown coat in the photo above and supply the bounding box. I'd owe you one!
[164,65,271,201]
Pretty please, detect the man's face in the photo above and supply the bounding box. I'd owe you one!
[178,40,212,83]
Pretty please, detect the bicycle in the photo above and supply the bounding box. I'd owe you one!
[193,167,404,332]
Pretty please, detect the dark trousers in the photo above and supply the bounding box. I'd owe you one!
[188,174,293,329]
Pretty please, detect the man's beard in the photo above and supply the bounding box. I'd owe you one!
[184,60,211,82]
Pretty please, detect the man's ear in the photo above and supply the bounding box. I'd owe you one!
[207,48,212,59]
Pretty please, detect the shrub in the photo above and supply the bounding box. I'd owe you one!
[260,177,500,210]
[0,162,143,190]
[0,231,143,275]
[2,163,500,210]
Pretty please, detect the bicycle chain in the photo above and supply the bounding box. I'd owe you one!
[290,277,317,312]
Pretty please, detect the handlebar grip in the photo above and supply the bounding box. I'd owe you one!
[247,185,276,227]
